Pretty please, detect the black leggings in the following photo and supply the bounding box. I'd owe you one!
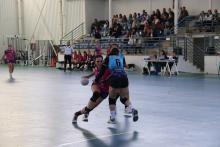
[64,55,72,71]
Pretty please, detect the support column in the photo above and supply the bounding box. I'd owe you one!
[149,0,152,13]
[17,0,24,36]
[209,0,212,10]
[60,0,64,39]
[109,0,112,27]
[174,0,179,34]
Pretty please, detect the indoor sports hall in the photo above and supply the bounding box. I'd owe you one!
[0,0,220,147]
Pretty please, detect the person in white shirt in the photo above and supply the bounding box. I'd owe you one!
[64,41,74,72]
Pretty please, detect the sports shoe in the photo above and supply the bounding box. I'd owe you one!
[124,106,133,116]
[132,109,138,122]
[107,116,116,124]
[72,113,79,123]
[82,113,89,122]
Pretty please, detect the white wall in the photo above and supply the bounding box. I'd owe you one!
[109,0,219,16]
[151,0,173,12]
[85,0,106,33]
[64,0,85,36]
[0,0,18,54]
[23,0,85,44]
[111,0,149,15]
[212,0,220,10]
[205,56,220,74]
[111,0,167,15]
[23,0,60,42]
[104,0,109,19]
[181,0,211,15]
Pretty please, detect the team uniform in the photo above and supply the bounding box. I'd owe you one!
[95,49,138,123]
[4,47,16,79]
[92,66,111,99]
[5,48,16,64]
[108,53,128,88]
[72,58,111,123]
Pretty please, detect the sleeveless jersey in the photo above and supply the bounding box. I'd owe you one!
[5,48,15,61]
[108,54,126,76]
[94,67,111,93]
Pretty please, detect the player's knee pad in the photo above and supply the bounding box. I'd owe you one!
[90,91,100,102]
[100,92,108,99]
[120,97,128,105]
[109,97,117,105]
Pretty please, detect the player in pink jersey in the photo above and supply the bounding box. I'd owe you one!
[72,55,111,123]
[2,44,16,79]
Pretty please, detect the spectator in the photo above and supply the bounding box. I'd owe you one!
[95,41,102,55]
[162,8,169,19]
[199,11,206,24]
[94,26,101,39]
[91,18,100,35]
[213,9,219,21]
[63,41,74,72]
[178,6,189,21]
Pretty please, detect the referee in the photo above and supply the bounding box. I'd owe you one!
[64,41,74,72]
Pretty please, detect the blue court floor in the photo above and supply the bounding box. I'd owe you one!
[0,66,220,147]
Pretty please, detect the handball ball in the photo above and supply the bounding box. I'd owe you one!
[81,78,89,86]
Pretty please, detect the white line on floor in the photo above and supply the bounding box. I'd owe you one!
[54,131,132,147]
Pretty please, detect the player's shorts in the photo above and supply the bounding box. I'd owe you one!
[92,82,109,99]
[6,59,15,64]
[109,75,129,88]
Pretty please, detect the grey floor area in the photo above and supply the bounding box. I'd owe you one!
[0,66,220,147]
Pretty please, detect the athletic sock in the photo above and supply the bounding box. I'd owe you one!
[85,107,92,114]
[75,111,82,116]
[110,111,116,119]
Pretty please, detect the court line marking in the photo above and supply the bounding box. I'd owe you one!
[54,131,132,147]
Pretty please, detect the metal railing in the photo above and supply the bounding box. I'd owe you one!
[60,22,85,45]
[72,36,172,55]
[171,35,205,71]
[6,37,56,66]
[214,35,220,53]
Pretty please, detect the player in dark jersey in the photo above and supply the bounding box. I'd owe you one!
[95,45,138,123]
[72,55,111,123]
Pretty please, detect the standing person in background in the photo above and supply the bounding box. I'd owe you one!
[2,44,16,79]
[106,44,112,56]
[64,41,74,72]
[95,41,102,55]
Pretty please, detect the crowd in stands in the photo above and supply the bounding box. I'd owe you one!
[190,9,220,32]
[197,9,220,29]
[91,8,176,39]
[198,9,219,23]
[90,6,220,38]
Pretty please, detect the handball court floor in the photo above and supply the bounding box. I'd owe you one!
[0,66,220,147]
